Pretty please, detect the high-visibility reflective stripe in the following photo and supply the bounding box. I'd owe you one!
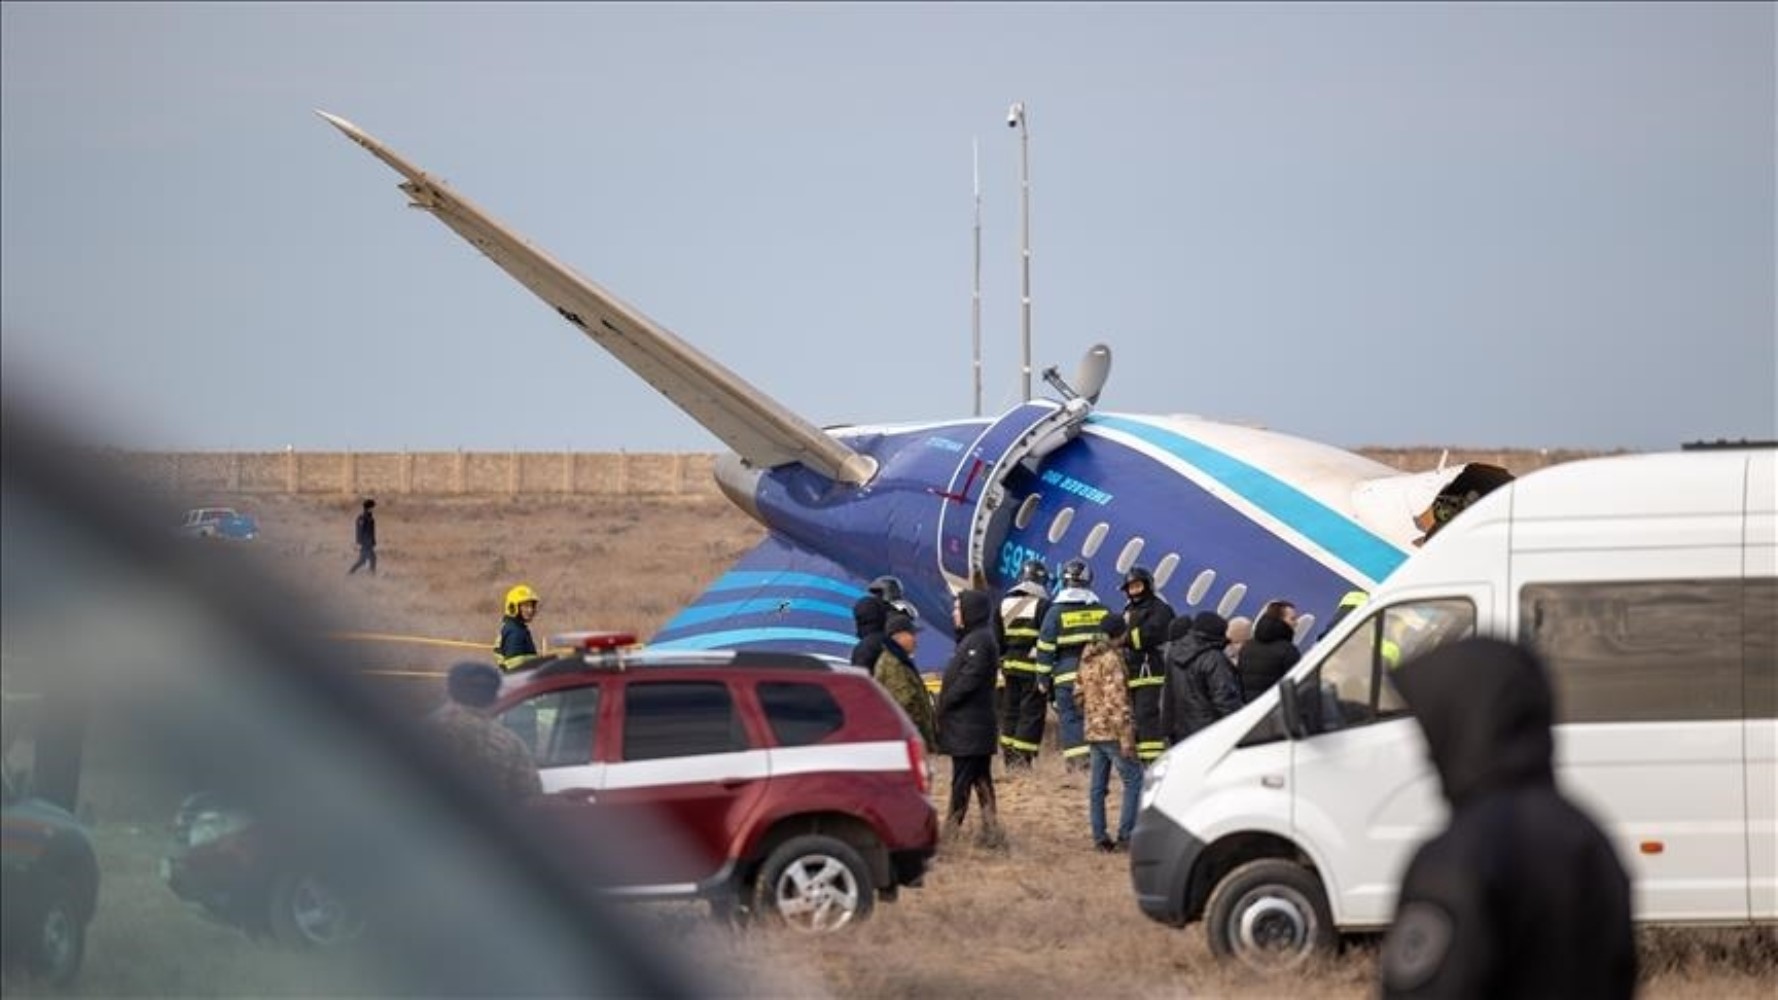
[1001,662,1044,675]
[1004,627,1040,638]
[1056,635,1098,647]
[1136,741,1167,752]
[1035,640,1057,653]
[1059,609,1107,629]
[1054,671,1079,685]
[1003,737,1041,752]
[1126,676,1166,689]
[496,654,536,672]
[1061,744,1091,759]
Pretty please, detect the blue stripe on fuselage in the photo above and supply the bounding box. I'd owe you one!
[1090,415,1406,583]
[649,627,857,652]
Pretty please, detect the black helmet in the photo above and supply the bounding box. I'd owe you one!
[867,575,905,603]
[1018,559,1050,587]
[1061,559,1092,588]
[1122,566,1154,594]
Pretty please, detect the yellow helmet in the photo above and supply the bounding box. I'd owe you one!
[504,584,541,616]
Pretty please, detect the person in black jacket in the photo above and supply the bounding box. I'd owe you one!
[1237,601,1301,704]
[937,588,1006,850]
[348,498,377,575]
[1159,612,1244,745]
[1380,638,1634,1000]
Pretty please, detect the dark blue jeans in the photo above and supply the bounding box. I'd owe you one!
[1088,741,1143,843]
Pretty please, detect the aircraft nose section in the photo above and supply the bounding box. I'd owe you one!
[714,453,764,524]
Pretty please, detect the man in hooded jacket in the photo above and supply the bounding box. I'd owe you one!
[1159,612,1244,745]
[937,588,1006,849]
[849,594,889,672]
[1380,638,1634,1000]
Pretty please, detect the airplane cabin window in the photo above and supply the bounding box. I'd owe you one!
[1152,553,1180,589]
[1046,507,1076,544]
[1081,522,1111,558]
[1014,494,1041,530]
[1115,538,1145,575]
[1185,569,1217,606]
[1216,583,1248,618]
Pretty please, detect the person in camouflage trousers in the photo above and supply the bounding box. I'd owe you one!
[1075,617,1142,852]
[429,662,542,803]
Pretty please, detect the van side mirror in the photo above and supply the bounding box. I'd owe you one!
[1277,679,1310,740]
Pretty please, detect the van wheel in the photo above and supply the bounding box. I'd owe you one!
[1204,859,1334,972]
[20,875,86,986]
[752,835,874,933]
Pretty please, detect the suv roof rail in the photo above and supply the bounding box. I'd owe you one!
[525,647,835,680]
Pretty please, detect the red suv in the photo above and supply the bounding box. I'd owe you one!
[493,636,938,933]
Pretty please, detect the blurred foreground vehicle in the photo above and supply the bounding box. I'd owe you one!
[497,634,939,933]
[178,506,258,541]
[0,769,98,986]
[0,398,702,997]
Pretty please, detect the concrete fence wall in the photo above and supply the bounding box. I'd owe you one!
[108,451,721,496]
[100,447,1605,497]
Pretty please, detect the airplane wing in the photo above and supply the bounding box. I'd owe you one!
[317,112,876,486]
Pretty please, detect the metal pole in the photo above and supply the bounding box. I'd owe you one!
[972,138,983,417]
[1013,103,1032,402]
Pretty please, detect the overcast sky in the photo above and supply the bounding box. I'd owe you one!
[3,2,1772,453]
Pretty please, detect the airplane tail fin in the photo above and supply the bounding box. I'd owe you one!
[316,111,876,486]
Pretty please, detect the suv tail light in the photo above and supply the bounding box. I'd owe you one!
[905,738,931,796]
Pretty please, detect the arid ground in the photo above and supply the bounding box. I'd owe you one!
[11,489,1773,998]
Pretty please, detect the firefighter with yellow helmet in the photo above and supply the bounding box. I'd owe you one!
[496,583,543,671]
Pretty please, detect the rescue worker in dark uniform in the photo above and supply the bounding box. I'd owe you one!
[1035,559,1109,772]
[996,559,1051,769]
[1381,638,1635,1000]
[493,583,544,742]
[1119,566,1174,765]
[495,583,543,672]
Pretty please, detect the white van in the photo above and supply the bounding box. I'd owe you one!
[1128,446,1775,970]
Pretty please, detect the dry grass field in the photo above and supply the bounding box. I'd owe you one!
[15,488,1774,997]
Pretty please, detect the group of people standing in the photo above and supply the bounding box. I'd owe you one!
[849,562,1307,852]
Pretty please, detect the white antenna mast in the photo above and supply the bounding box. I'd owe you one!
[972,137,983,417]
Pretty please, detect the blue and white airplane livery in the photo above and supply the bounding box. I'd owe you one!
[319,112,1500,661]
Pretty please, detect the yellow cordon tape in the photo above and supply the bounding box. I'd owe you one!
[325,631,491,651]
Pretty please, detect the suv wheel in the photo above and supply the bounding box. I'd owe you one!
[753,835,874,933]
[1204,859,1334,972]
[21,874,86,986]
[267,871,366,949]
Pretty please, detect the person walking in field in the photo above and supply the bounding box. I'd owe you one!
[1076,615,1142,852]
[347,498,377,575]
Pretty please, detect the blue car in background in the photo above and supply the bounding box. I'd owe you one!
[180,507,259,541]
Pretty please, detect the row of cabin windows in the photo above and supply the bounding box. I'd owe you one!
[1015,492,1317,643]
